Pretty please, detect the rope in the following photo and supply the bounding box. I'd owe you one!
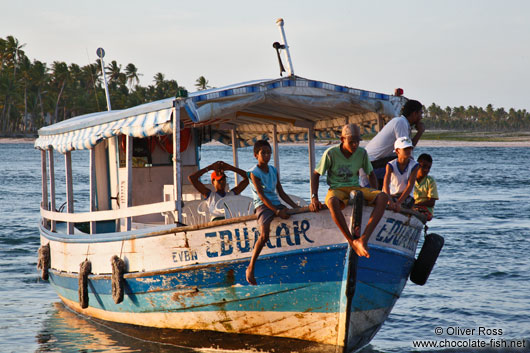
[37,243,50,281]
[78,260,92,309]
[111,255,125,304]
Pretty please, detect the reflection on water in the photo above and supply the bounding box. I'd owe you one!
[36,303,330,353]
[36,303,223,353]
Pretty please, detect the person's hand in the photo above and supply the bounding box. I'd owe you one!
[309,198,322,212]
[387,198,398,212]
[210,161,223,172]
[277,208,290,219]
[394,202,402,213]
[415,121,425,133]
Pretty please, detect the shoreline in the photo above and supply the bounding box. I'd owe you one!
[2,137,530,148]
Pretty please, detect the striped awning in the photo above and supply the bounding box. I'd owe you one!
[34,108,173,153]
[35,76,403,153]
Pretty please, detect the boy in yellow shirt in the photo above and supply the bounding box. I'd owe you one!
[413,153,438,221]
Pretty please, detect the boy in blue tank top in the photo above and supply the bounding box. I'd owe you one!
[246,140,298,285]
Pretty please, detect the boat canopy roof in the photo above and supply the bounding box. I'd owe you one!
[35,76,402,153]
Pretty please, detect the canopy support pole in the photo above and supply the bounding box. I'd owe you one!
[172,100,182,224]
[307,125,315,200]
[89,148,97,234]
[272,124,280,178]
[231,127,240,186]
[108,138,119,232]
[48,149,56,232]
[40,150,48,227]
[124,136,132,231]
[65,151,74,235]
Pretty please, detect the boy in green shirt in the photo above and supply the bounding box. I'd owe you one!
[413,153,438,221]
[309,124,389,258]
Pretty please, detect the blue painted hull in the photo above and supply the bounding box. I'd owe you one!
[49,242,414,352]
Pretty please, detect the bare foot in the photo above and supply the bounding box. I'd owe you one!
[246,267,257,285]
[351,238,370,258]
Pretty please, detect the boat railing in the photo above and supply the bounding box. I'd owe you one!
[40,200,177,233]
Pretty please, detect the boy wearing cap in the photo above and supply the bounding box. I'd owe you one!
[310,124,389,258]
[382,136,419,213]
[188,161,249,220]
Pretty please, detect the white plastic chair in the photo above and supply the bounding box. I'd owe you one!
[197,200,210,216]
[281,194,308,207]
[215,195,254,219]
[181,200,209,225]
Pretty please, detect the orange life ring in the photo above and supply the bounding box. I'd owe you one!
[118,129,191,154]
[119,135,126,153]
[158,128,191,153]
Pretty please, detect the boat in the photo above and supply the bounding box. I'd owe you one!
[35,20,442,353]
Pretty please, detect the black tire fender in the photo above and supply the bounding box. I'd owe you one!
[410,233,444,285]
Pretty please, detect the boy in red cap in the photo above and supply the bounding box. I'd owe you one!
[188,161,249,220]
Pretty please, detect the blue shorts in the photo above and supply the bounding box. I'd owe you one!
[255,204,286,227]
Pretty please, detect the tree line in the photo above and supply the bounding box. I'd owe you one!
[1,35,528,134]
[0,36,210,134]
[423,103,530,131]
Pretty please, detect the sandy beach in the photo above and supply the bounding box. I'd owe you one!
[414,139,530,147]
[0,138,35,144]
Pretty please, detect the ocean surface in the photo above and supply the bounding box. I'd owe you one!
[1,142,529,353]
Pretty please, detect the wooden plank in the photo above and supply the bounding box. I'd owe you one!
[48,149,56,232]
[40,200,177,223]
[65,151,74,234]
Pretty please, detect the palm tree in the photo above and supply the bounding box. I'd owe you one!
[125,63,141,88]
[30,60,49,126]
[0,36,26,132]
[81,63,101,111]
[195,76,210,90]
[153,72,165,87]
[51,61,69,123]
[106,60,124,84]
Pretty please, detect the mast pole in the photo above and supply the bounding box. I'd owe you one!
[97,48,119,226]
[96,48,112,111]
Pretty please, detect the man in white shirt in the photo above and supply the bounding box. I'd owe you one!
[365,99,425,188]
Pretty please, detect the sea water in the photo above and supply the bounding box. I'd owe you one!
[1,142,529,353]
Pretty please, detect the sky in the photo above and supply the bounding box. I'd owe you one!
[2,0,530,111]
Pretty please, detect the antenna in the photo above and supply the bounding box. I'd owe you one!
[272,42,286,76]
[275,18,294,76]
[96,47,112,111]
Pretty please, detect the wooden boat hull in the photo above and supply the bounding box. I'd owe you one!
[40,207,423,352]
